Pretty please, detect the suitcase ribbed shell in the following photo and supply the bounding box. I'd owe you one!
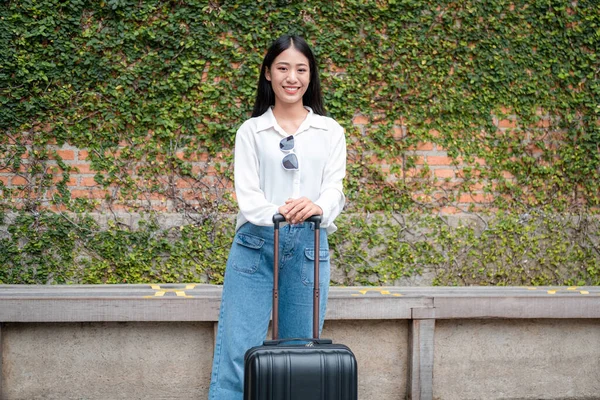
[244,342,358,400]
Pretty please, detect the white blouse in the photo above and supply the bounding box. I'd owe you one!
[234,106,346,234]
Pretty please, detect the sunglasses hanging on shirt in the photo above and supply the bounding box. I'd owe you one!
[279,135,299,171]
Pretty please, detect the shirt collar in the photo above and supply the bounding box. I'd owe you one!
[255,106,329,135]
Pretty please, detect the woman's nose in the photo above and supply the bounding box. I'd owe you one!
[286,71,298,82]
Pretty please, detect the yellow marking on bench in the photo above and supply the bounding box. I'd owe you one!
[351,288,402,297]
[144,284,195,298]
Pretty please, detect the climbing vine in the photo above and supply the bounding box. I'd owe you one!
[1,0,599,285]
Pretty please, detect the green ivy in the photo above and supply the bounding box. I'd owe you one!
[0,0,599,285]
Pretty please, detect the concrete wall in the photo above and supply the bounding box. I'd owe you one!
[433,319,600,400]
[1,285,599,400]
[2,322,214,399]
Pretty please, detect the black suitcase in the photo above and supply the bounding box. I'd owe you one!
[243,214,358,400]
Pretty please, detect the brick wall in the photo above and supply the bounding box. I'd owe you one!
[1,112,556,215]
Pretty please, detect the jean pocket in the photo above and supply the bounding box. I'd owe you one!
[301,248,330,285]
[230,232,265,274]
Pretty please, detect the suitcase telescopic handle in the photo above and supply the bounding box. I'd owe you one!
[272,213,322,340]
[273,214,321,228]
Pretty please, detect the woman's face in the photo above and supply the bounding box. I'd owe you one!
[266,46,310,108]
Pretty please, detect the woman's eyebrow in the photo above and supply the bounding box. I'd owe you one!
[275,61,308,67]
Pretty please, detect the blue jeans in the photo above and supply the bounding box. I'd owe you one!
[208,221,330,400]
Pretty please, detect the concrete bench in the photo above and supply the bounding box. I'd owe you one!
[1,285,599,399]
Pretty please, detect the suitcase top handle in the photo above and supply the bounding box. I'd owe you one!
[263,338,333,346]
[273,213,321,229]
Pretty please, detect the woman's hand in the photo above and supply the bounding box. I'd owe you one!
[278,197,323,224]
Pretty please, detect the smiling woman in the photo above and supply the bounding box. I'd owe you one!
[207,34,347,400]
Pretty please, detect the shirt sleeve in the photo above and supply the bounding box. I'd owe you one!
[314,122,346,227]
[234,123,280,226]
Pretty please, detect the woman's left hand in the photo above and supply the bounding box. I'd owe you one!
[279,197,323,224]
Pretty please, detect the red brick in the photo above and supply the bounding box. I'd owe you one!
[497,118,517,128]
[439,205,461,214]
[0,176,8,185]
[52,175,77,186]
[12,176,28,185]
[68,190,89,198]
[107,203,129,212]
[536,117,551,128]
[456,169,482,179]
[148,193,167,201]
[408,142,434,151]
[427,156,453,166]
[182,190,200,201]
[78,150,89,160]
[412,193,432,203]
[329,64,346,73]
[405,168,427,178]
[526,144,543,157]
[176,179,192,189]
[49,204,68,212]
[434,169,455,178]
[54,150,75,160]
[146,201,168,212]
[459,193,493,203]
[81,177,98,187]
[469,183,485,191]
[72,163,94,174]
[71,189,107,199]
[352,115,369,125]
[392,127,404,139]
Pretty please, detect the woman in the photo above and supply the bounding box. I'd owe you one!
[208,34,346,400]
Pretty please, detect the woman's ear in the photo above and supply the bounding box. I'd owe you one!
[265,67,272,81]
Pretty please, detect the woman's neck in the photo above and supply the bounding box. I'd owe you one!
[272,103,309,136]
[272,103,308,123]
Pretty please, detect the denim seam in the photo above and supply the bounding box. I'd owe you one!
[209,287,227,399]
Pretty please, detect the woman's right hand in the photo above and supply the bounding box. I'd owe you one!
[278,197,323,225]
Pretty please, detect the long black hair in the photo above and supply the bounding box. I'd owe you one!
[251,35,325,117]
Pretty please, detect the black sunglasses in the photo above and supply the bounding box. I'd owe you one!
[279,135,299,170]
